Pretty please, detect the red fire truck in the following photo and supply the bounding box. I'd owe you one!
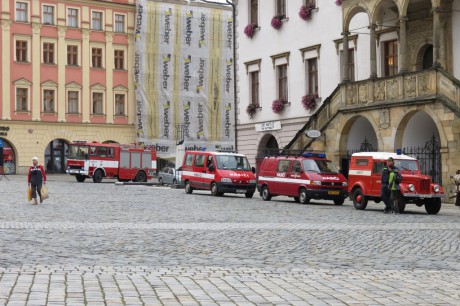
[66,141,157,183]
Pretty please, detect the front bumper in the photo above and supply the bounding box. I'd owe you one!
[403,193,446,198]
[66,169,89,176]
[217,182,256,194]
[305,188,348,200]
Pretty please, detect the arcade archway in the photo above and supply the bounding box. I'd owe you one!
[45,139,70,174]
[0,138,17,174]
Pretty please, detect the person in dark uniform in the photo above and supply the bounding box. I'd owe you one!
[381,157,395,213]
[28,157,47,205]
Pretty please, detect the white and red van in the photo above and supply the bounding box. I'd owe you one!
[180,151,257,197]
[257,152,348,204]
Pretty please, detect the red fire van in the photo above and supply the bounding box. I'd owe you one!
[181,151,257,197]
[257,152,348,204]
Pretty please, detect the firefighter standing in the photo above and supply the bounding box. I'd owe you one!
[381,157,395,213]
[28,157,47,205]
[389,167,401,214]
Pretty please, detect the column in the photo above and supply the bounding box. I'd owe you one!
[127,34,135,125]
[369,24,377,78]
[399,17,408,73]
[432,7,441,67]
[1,20,12,120]
[57,26,67,122]
[31,23,41,121]
[342,31,350,82]
[105,33,114,124]
[82,29,90,123]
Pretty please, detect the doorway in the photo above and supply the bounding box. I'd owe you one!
[45,139,70,173]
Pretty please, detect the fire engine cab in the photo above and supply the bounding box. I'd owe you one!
[348,152,445,214]
[257,152,348,204]
[66,141,157,183]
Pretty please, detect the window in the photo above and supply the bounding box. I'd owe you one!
[92,92,103,114]
[67,8,78,28]
[277,160,291,172]
[92,11,103,31]
[356,159,369,166]
[115,14,125,33]
[185,154,193,166]
[307,58,318,95]
[43,90,55,112]
[292,160,302,173]
[68,91,79,113]
[194,155,205,167]
[276,0,286,17]
[277,64,288,101]
[16,40,28,62]
[67,45,78,66]
[92,48,103,68]
[384,40,398,76]
[373,161,385,174]
[43,43,55,64]
[114,50,124,70]
[250,0,258,26]
[250,71,259,106]
[43,5,54,25]
[115,94,125,115]
[16,2,28,22]
[16,88,28,111]
[348,49,355,82]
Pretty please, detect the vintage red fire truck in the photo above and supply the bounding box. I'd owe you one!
[66,141,157,183]
[348,152,445,214]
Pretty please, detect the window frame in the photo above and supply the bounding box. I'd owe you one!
[114,93,126,116]
[249,0,258,26]
[91,47,104,68]
[42,89,56,113]
[15,39,28,62]
[114,49,125,70]
[91,10,104,31]
[307,57,318,95]
[42,4,55,25]
[43,42,55,64]
[67,90,80,114]
[250,70,259,107]
[15,1,29,22]
[67,44,79,66]
[384,40,398,77]
[276,0,286,17]
[92,91,104,115]
[15,87,29,112]
[114,13,127,33]
[67,7,80,28]
[277,64,288,101]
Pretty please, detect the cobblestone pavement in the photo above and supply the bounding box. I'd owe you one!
[1,175,459,305]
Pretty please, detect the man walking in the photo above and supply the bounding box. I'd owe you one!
[381,157,395,213]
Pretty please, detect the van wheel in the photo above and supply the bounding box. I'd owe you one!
[334,199,345,205]
[76,175,86,183]
[352,188,367,210]
[261,186,271,201]
[245,191,254,198]
[185,181,193,194]
[92,170,103,183]
[294,197,300,203]
[211,183,222,196]
[425,198,441,214]
[134,171,147,182]
[299,188,310,204]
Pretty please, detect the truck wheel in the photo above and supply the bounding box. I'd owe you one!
[134,171,147,182]
[352,188,367,210]
[334,199,345,205]
[299,188,310,204]
[185,181,193,194]
[159,177,164,185]
[245,191,254,198]
[425,198,441,214]
[211,183,223,196]
[261,186,271,201]
[76,175,86,183]
[92,170,103,183]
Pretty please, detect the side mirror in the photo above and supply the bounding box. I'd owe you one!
[251,167,256,174]
[208,164,215,172]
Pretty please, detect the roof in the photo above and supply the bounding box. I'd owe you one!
[351,152,417,161]
[185,151,246,157]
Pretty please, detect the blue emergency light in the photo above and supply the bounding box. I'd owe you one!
[303,152,326,158]
[396,149,402,155]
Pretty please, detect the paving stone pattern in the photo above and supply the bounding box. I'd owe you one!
[0,175,459,305]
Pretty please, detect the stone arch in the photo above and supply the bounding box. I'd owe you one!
[343,4,371,32]
[0,137,18,174]
[338,115,380,155]
[414,43,434,71]
[44,138,71,174]
[103,140,119,144]
[401,0,436,19]
[371,0,401,24]
[257,133,279,155]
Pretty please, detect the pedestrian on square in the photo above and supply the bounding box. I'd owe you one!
[381,157,395,213]
[28,157,46,205]
[389,167,402,214]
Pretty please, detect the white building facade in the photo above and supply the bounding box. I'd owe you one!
[235,0,369,166]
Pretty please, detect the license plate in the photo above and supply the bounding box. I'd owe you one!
[419,194,433,198]
[236,189,246,194]
[69,169,79,174]
[328,191,340,195]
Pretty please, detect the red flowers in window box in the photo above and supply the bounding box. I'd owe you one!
[302,94,318,111]
[272,99,287,114]
[299,4,316,21]
[271,15,284,30]
[246,104,259,118]
[335,0,343,6]
[244,24,257,39]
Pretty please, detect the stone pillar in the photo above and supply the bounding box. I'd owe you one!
[105,33,114,124]
[57,26,67,122]
[369,24,377,78]
[342,31,350,82]
[31,23,42,121]
[1,20,12,120]
[399,17,408,73]
[433,7,441,67]
[82,29,90,123]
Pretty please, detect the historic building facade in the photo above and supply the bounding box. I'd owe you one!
[0,0,136,174]
[285,0,460,199]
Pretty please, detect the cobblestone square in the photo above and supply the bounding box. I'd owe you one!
[1,175,459,305]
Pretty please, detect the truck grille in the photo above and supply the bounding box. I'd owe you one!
[420,179,430,193]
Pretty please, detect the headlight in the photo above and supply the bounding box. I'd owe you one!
[221,178,232,183]
[249,180,256,184]
[408,184,415,192]
[342,182,348,187]
[433,185,440,193]
[311,180,321,186]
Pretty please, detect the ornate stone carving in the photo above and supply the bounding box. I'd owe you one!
[82,29,90,40]
[358,84,368,103]
[379,108,390,129]
[347,84,357,104]
[386,79,398,100]
[1,20,12,31]
[57,26,67,38]
[32,23,42,34]
[418,73,431,95]
[404,76,417,98]
[105,32,114,43]
[374,81,385,101]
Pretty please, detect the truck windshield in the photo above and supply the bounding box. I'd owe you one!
[215,155,251,171]
[303,159,339,174]
[69,145,89,160]
[395,160,419,171]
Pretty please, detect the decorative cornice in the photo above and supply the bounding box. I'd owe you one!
[270,52,290,69]
[333,34,358,54]
[299,44,321,61]
[244,59,261,74]
[1,20,12,31]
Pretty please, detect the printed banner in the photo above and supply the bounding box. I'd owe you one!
[135,1,235,158]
